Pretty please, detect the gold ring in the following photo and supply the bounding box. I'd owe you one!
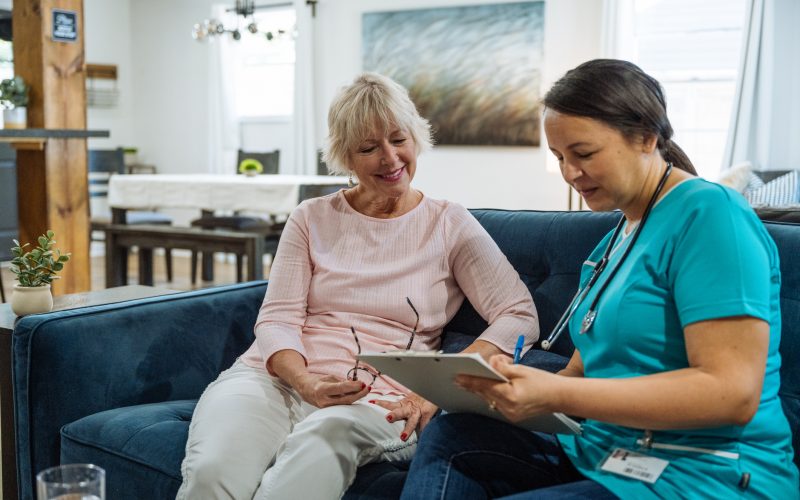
[488,401,497,411]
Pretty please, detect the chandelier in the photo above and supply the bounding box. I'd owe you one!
[192,0,316,42]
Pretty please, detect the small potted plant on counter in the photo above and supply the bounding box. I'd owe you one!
[0,76,29,129]
[238,157,264,177]
[9,230,71,316]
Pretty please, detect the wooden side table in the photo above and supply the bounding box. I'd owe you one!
[0,285,177,500]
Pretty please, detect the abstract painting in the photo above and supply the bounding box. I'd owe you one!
[362,2,544,147]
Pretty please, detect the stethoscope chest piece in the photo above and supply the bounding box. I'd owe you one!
[580,310,596,334]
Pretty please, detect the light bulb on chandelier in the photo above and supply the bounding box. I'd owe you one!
[191,0,315,42]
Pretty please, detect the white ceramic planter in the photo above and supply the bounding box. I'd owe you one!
[10,283,53,316]
[3,107,27,129]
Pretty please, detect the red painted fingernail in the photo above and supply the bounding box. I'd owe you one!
[368,400,376,404]
[386,415,394,422]
[361,383,366,390]
[368,386,373,392]
[400,432,408,441]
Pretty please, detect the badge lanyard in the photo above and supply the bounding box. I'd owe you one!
[541,163,673,351]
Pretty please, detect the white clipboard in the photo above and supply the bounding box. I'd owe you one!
[358,351,581,435]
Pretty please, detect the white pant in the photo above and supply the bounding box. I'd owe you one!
[176,360,416,500]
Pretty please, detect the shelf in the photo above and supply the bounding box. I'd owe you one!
[0,129,110,150]
[86,64,118,80]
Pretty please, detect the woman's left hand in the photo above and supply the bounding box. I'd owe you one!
[456,354,559,422]
[371,393,438,441]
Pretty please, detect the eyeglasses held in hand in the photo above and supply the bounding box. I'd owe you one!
[347,326,381,384]
[346,297,421,383]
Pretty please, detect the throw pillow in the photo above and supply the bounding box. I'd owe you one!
[716,161,753,193]
[745,172,765,192]
[745,171,800,207]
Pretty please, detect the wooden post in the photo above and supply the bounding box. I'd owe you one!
[12,0,90,294]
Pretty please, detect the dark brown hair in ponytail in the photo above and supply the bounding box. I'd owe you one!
[542,59,697,175]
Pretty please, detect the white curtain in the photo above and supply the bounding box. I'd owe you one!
[600,0,635,59]
[723,0,800,171]
[292,0,317,175]
[207,5,241,175]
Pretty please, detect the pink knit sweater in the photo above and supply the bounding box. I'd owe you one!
[239,191,539,395]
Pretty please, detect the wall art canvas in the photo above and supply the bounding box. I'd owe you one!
[362,1,544,147]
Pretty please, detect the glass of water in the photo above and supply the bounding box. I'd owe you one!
[36,464,105,500]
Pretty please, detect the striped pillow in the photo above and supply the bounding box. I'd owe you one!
[745,171,799,207]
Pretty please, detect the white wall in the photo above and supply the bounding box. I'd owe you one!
[84,0,134,150]
[313,0,604,210]
[127,0,217,172]
[83,0,604,211]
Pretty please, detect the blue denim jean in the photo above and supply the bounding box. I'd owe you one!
[400,413,617,499]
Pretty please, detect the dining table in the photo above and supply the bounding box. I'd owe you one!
[108,173,350,218]
[106,173,349,283]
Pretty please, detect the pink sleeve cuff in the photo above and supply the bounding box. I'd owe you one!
[255,322,308,374]
[475,315,540,355]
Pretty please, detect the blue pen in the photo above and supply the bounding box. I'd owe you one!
[513,335,525,364]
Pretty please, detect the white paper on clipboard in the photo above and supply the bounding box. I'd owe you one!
[358,351,581,435]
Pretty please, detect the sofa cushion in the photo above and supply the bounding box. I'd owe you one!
[766,222,800,469]
[61,401,194,500]
[448,210,620,358]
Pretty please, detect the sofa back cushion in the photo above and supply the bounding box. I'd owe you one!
[765,221,800,468]
[443,210,619,357]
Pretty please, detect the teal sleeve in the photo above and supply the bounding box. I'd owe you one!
[669,188,774,327]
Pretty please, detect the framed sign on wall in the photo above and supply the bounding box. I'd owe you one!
[52,9,77,43]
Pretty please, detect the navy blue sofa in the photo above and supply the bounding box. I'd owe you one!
[11,210,800,499]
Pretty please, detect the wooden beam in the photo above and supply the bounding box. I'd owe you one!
[12,0,90,294]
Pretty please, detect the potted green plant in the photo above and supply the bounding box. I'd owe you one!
[9,230,71,316]
[238,157,264,177]
[0,76,29,129]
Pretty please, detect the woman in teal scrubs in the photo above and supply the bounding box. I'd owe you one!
[400,59,800,498]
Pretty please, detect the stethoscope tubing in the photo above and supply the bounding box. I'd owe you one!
[540,162,673,351]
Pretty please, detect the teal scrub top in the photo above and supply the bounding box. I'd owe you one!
[558,179,800,498]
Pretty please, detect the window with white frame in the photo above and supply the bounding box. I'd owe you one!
[613,0,748,179]
[222,7,296,119]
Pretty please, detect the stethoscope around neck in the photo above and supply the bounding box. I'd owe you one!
[540,162,673,351]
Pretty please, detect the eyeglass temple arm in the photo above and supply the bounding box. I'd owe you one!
[405,297,419,350]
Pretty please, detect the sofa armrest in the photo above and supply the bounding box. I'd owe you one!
[12,281,266,500]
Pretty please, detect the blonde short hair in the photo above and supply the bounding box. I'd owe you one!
[322,73,433,175]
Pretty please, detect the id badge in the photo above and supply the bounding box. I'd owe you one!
[599,448,668,484]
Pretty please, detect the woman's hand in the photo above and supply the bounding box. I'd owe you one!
[269,350,370,408]
[456,354,559,423]
[372,393,438,441]
[294,372,370,408]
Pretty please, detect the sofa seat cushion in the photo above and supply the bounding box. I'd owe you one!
[61,400,195,500]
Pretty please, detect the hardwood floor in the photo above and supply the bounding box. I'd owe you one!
[0,250,271,302]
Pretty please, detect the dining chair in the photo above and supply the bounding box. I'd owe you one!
[317,149,329,176]
[188,150,282,284]
[236,149,280,175]
[88,148,175,281]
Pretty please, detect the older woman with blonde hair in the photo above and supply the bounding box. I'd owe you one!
[176,72,539,500]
